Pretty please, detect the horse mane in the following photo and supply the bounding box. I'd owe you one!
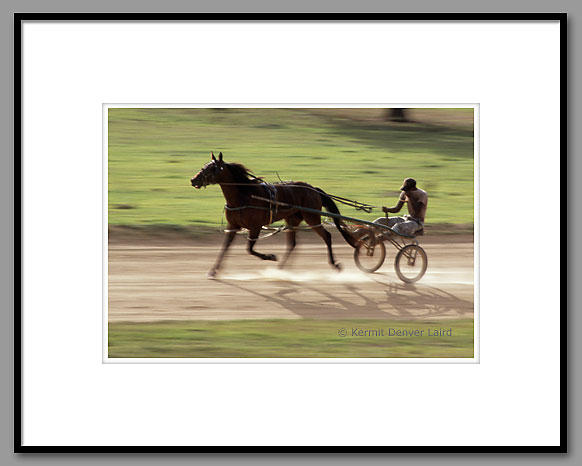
[226,162,263,184]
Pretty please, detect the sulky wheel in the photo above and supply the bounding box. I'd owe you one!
[394,244,428,283]
[354,232,386,273]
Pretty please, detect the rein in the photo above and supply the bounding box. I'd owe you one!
[217,181,378,213]
[320,192,377,213]
[200,162,377,213]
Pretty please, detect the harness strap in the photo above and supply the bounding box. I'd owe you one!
[261,182,278,225]
[224,184,278,225]
[224,204,269,211]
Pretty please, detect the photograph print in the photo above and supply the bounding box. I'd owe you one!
[107,106,476,360]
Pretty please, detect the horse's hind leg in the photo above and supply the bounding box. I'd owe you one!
[279,214,302,269]
[247,228,277,261]
[303,214,342,271]
[207,228,239,279]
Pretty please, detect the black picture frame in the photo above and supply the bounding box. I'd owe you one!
[14,12,567,453]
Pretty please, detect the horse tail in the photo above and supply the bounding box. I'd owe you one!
[315,187,358,249]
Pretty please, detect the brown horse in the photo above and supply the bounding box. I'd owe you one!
[190,152,357,278]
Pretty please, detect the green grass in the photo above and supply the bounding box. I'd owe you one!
[108,318,474,358]
[108,108,474,228]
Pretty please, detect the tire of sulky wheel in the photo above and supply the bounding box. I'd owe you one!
[354,233,386,273]
[394,244,428,283]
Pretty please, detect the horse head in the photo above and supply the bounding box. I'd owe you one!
[191,151,224,188]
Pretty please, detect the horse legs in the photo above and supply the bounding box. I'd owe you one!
[247,228,277,261]
[279,214,302,269]
[303,214,342,271]
[207,228,238,278]
[279,229,296,269]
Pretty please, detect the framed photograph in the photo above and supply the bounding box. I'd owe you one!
[16,14,566,452]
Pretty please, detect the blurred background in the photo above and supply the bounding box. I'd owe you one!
[108,107,474,232]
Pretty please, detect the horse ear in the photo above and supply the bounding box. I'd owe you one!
[211,151,216,161]
[218,152,223,162]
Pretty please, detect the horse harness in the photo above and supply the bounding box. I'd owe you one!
[224,182,278,225]
[263,183,278,224]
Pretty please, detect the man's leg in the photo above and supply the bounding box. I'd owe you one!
[374,216,405,237]
[373,216,402,228]
[392,220,421,236]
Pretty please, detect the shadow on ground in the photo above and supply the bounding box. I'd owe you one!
[217,275,473,320]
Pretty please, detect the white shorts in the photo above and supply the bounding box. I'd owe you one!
[373,215,424,236]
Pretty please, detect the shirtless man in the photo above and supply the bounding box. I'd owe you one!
[374,178,427,236]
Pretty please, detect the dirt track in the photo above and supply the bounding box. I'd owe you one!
[108,232,474,322]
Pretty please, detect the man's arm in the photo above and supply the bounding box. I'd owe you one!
[382,200,404,214]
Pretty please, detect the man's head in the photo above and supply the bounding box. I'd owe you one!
[400,178,417,192]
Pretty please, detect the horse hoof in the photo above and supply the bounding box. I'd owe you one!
[206,270,217,279]
[265,254,277,261]
[333,262,343,272]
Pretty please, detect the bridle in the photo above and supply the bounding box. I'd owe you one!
[196,160,224,188]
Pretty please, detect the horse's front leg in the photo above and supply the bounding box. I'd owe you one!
[247,228,277,261]
[207,228,239,278]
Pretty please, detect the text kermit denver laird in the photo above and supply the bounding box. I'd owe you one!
[349,328,453,337]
